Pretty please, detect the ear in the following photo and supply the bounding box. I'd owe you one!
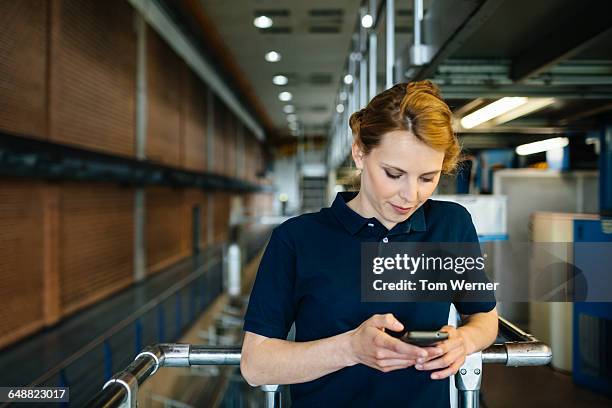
[351,141,365,170]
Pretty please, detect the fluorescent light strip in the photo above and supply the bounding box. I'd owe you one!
[461,97,527,129]
[491,98,556,126]
[516,137,569,156]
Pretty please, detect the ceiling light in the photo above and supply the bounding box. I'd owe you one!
[343,74,354,85]
[265,51,281,62]
[490,98,556,126]
[516,137,569,156]
[278,91,292,101]
[336,103,345,113]
[339,91,348,101]
[283,105,295,114]
[272,75,288,86]
[460,97,527,129]
[254,16,273,29]
[289,122,298,131]
[287,114,297,122]
[361,14,373,28]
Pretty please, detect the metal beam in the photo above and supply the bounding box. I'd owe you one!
[439,84,612,99]
[134,13,147,283]
[127,0,265,141]
[458,126,568,135]
[454,98,486,117]
[385,0,394,88]
[134,14,148,161]
[412,0,505,81]
[511,5,612,82]
[559,103,612,125]
[459,134,564,149]
[359,6,368,107]
[368,0,377,99]
[0,131,269,192]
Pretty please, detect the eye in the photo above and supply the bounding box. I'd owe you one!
[384,170,401,179]
[420,177,434,183]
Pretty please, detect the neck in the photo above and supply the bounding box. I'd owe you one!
[347,190,396,230]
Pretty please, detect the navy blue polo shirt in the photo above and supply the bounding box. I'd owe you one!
[243,191,496,407]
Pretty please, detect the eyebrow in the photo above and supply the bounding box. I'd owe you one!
[381,163,441,176]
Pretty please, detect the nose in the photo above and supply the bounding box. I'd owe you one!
[398,178,418,204]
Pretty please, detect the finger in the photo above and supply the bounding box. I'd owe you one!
[431,357,465,380]
[372,313,404,332]
[375,332,428,358]
[376,360,416,372]
[417,346,444,363]
[373,348,420,361]
[377,358,416,368]
[422,346,464,371]
[416,346,464,371]
[433,336,462,355]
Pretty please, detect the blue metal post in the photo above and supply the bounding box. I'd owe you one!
[196,276,202,311]
[134,318,143,357]
[190,284,196,322]
[157,303,165,343]
[59,369,69,408]
[202,271,209,308]
[59,369,68,387]
[600,125,612,216]
[103,340,112,382]
[175,291,182,338]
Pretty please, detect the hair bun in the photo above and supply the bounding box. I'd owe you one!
[349,108,366,136]
[405,80,442,99]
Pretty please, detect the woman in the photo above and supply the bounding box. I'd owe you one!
[240,80,498,407]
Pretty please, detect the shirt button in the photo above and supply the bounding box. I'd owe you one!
[382,237,389,243]
[367,223,374,227]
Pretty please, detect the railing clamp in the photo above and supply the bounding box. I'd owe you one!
[455,351,483,408]
[159,343,190,367]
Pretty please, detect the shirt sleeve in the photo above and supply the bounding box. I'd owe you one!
[243,226,297,339]
[452,207,497,316]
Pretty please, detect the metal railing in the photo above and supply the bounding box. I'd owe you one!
[2,227,274,408]
[85,316,551,408]
[14,251,225,408]
[455,316,552,408]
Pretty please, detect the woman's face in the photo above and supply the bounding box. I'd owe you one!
[353,130,445,226]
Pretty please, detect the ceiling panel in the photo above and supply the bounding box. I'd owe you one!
[199,0,361,137]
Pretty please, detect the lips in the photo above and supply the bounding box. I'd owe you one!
[390,203,414,213]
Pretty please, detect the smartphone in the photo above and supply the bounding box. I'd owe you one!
[389,330,449,346]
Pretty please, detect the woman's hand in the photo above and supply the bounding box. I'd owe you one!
[346,313,433,373]
[414,325,475,380]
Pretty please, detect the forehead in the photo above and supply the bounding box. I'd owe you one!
[369,130,444,170]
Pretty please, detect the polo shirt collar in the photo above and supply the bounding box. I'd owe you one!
[330,191,427,236]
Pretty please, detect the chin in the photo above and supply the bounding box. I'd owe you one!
[387,210,409,220]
